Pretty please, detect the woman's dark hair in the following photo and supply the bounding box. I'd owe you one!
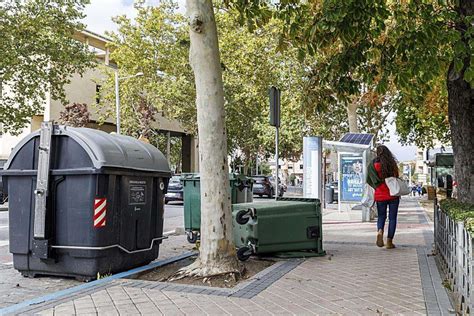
[376,145,399,179]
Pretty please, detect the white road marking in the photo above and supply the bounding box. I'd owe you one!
[0,241,9,247]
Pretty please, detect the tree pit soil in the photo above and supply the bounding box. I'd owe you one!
[133,256,275,288]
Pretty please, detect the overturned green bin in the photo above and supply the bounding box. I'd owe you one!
[232,197,325,261]
[182,173,253,243]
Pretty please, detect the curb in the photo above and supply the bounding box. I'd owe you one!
[163,227,185,236]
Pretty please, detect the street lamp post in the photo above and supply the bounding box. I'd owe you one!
[114,72,120,134]
[114,71,144,134]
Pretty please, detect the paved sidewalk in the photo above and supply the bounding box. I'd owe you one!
[5,197,452,315]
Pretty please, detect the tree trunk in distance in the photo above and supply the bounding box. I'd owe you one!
[347,98,359,133]
[181,0,240,276]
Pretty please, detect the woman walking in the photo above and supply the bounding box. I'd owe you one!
[366,145,400,249]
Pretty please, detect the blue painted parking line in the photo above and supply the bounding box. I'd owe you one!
[0,251,195,315]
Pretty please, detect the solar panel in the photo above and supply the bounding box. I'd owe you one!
[339,133,374,145]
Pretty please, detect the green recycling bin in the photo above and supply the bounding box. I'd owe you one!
[232,197,325,261]
[181,173,253,243]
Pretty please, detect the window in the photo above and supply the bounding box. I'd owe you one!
[95,85,101,104]
[300,164,304,169]
[288,165,293,169]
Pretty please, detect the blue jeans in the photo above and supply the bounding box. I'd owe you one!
[376,198,400,239]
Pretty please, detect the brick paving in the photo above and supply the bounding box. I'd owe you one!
[0,206,195,309]
[4,197,453,315]
[0,235,194,310]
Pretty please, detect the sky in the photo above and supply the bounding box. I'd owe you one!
[82,0,417,162]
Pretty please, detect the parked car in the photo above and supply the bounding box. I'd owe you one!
[165,176,183,204]
[252,175,285,198]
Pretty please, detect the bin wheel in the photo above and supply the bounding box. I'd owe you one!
[237,247,252,261]
[76,276,93,282]
[187,232,199,244]
[236,210,250,225]
[21,272,36,279]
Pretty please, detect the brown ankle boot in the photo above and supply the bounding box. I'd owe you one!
[386,238,395,249]
[376,229,384,247]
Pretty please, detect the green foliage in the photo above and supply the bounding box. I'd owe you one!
[59,103,90,127]
[153,134,182,173]
[258,161,271,176]
[100,3,308,171]
[218,13,306,166]
[96,272,112,279]
[98,1,410,171]
[0,0,94,134]
[304,101,348,141]
[225,0,472,147]
[96,1,196,137]
[394,78,451,146]
[440,198,474,233]
[442,278,452,291]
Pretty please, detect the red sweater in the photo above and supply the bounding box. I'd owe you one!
[374,162,399,202]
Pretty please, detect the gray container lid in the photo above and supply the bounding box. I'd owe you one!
[4,125,171,173]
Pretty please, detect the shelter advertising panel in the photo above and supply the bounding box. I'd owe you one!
[339,154,364,202]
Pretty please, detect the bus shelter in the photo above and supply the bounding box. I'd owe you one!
[323,133,375,222]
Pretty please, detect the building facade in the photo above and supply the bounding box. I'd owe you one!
[1,30,199,172]
[415,143,453,186]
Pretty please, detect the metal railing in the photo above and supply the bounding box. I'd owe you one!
[434,201,473,315]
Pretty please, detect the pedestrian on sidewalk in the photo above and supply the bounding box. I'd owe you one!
[366,145,400,249]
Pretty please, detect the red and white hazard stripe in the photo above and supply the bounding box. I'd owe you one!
[93,198,107,228]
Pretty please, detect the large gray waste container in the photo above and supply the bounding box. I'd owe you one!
[0,123,171,281]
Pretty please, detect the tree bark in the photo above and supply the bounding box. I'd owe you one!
[347,98,359,133]
[243,149,251,175]
[447,0,474,204]
[182,0,240,276]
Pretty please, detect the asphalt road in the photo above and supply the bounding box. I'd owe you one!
[162,202,185,233]
[0,211,7,243]
[0,211,10,264]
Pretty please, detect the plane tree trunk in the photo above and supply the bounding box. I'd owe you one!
[180,0,240,276]
[447,0,474,204]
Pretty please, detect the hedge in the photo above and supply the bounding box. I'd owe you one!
[440,199,474,233]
